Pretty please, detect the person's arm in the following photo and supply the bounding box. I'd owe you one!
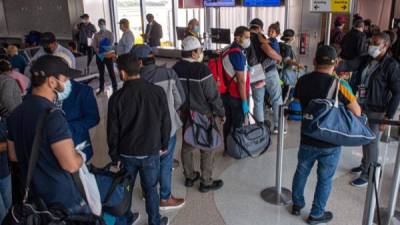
[171,71,186,110]
[51,139,83,173]
[7,140,17,162]
[228,51,248,101]
[201,74,225,117]
[91,34,99,53]
[338,80,362,116]
[107,95,120,162]
[0,142,6,153]
[159,89,171,150]
[386,64,400,119]
[0,79,22,116]
[67,86,100,138]
[258,33,282,62]
[236,71,247,101]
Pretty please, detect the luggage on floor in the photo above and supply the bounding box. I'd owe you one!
[226,114,271,159]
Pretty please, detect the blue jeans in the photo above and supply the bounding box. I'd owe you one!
[0,175,12,224]
[265,68,283,128]
[160,134,177,200]
[251,84,265,122]
[122,155,160,225]
[292,144,341,218]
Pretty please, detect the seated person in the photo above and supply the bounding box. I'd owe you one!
[7,45,27,73]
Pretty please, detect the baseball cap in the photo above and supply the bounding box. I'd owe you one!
[282,29,295,40]
[130,44,153,59]
[249,18,264,29]
[315,45,337,65]
[182,36,202,51]
[80,13,89,19]
[31,55,81,79]
[40,32,56,46]
[335,16,347,25]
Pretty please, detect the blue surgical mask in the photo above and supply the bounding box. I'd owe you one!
[99,25,106,31]
[193,26,200,33]
[57,80,72,101]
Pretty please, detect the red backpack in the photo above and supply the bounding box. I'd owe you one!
[208,48,241,94]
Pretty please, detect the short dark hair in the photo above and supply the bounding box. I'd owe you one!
[146,14,154,19]
[98,19,106,25]
[181,50,197,58]
[234,26,250,37]
[353,19,364,28]
[116,54,141,77]
[364,19,372,27]
[80,13,89,19]
[68,41,77,50]
[268,22,281,35]
[0,59,11,73]
[373,32,392,46]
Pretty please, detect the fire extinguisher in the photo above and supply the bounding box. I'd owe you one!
[299,32,308,55]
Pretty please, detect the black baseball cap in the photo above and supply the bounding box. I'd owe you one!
[282,29,295,40]
[80,13,89,19]
[40,32,56,46]
[31,55,81,79]
[315,45,337,66]
[249,18,264,29]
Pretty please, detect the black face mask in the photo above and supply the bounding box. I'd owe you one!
[43,46,53,54]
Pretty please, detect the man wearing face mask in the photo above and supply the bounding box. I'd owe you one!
[222,26,251,151]
[92,19,117,94]
[185,19,201,41]
[75,14,96,66]
[349,32,400,187]
[7,55,89,215]
[31,32,76,69]
[173,36,225,193]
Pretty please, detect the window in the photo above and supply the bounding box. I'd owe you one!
[144,0,174,46]
[114,0,143,44]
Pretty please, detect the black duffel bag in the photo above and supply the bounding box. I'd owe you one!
[226,114,272,159]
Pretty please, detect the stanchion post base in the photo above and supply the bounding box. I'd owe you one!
[261,187,292,206]
[374,208,400,225]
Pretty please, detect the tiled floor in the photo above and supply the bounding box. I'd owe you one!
[88,75,400,225]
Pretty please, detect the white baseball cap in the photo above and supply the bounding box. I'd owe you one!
[182,36,202,51]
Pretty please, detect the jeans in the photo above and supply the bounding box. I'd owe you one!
[360,111,385,180]
[251,84,265,122]
[96,56,117,91]
[265,68,283,128]
[292,144,341,218]
[222,94,245,148]
[159,134,177,200]
[0,175,11,224]
[122,155,160,225]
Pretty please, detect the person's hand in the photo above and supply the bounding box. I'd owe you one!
[242,101,250,115]
[111,160,122,170]
[160,149,168,156]
[380,124,387,132]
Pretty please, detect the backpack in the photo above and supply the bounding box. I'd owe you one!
[287,100,302,121]
[207,47,241,94]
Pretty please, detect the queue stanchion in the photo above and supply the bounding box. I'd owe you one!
[261,104,292,206]
[362,162,382,225]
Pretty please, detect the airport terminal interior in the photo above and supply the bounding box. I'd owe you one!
[2,0,400,225]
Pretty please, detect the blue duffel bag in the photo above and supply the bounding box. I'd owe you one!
[89,163,133,217]
[302,79,376,146]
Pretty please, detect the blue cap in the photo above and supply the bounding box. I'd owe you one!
[130,44,153,59]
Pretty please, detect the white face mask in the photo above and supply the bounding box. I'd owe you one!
[241,38,251,49]
[197,52,204,62]
[368,45,382,58]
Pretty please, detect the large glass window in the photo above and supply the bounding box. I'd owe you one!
[114,0,143,44]
[144,0,174,46]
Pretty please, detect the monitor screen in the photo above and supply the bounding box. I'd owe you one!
[204,0,235,7]
[243,0,281,7]
[210,28,231,44]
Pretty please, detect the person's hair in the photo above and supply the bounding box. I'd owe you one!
[0,59,11,73]
[364,19,372,27]
[146,14,154,20]
[98,19,106,25]
[373,32,392,46]
[268,22,281,35]
[384,30,398,46]
[234,26,250,37]
[182,50,197,58]
[116,53,141,76]
[281,29,295,42]
[353,19,364,28]
[334,20,343,27]
[370,25,381,35]
[188,19,198,27]
[68,41,77,51]
[81,14,89,19]
[141,57,156,66]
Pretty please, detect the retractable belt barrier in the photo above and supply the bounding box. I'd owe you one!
[362,119,400,225]
[261,105,292,206]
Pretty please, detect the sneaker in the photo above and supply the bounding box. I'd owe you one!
[292,205,302,216]
[307,211,333,225]
[199,180,224,193]
[185,171,200,187]
[351,166,363,173]
[160,216,169,225]
[160,195,185,210]
[127,212,140,225]
[273,128,287,135]
[351,177,368,187]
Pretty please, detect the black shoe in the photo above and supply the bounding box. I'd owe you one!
[199,180,224,193]
[351,166,363,173]
[160,216,169,225]
[307,211,333,225]
[184,171,200,187]
[292,205,302,216]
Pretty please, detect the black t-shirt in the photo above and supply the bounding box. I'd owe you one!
[294,72,356,148]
